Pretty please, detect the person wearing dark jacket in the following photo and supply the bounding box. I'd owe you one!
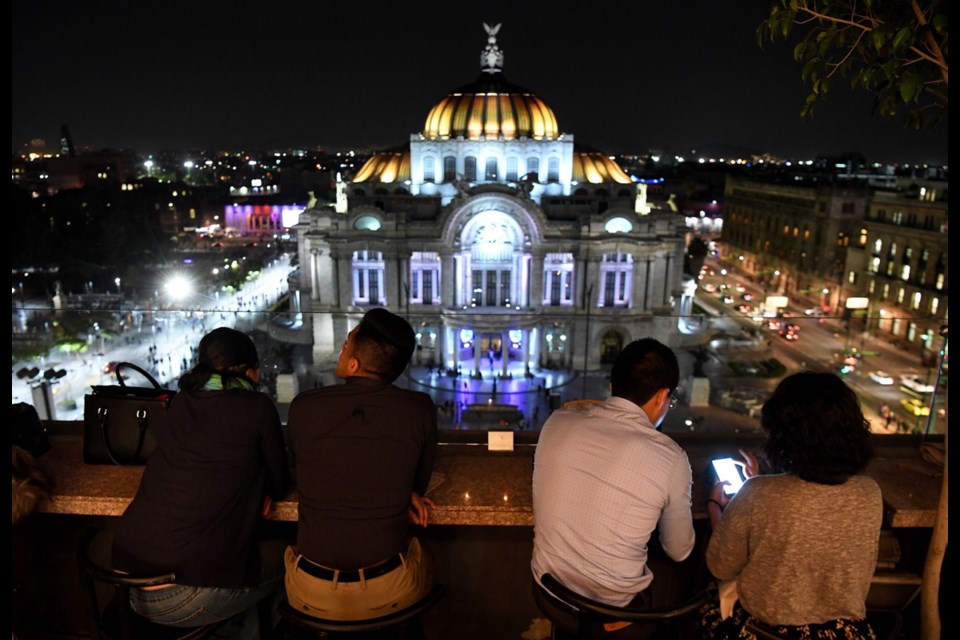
[112,327,289,639]
[285,308,438,621]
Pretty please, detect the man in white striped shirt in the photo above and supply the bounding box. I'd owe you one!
[531,338,696,638]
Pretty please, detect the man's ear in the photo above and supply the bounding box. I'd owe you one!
[346,356,362,376]
[655,387,671,406]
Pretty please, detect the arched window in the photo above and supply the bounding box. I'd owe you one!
[547,157,560,182]
[506,157,518,181]
[422,156,435,182]
[443,156,456,182]
[464,156,477,181]
[353,215,382,231]
[527,158,539,182]
[485,157,498,181]
[604,217,633,233]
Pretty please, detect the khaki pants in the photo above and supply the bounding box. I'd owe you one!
[284,538,432,621]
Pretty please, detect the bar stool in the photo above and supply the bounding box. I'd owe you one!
[275,583,445,639]
[535,573,710,640]
[76,526,230,640]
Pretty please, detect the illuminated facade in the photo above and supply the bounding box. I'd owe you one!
[843,186,948,364]
[291,25,698,373]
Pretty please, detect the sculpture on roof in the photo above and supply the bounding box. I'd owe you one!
[516,173,534,200]
[454,174,472,200]
[481,23,504,73]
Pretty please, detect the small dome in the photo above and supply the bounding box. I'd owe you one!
[572,146,632,184]
[351,144,410,184]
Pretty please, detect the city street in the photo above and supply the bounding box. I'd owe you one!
[693,256,947,436]
[12,255,292,421]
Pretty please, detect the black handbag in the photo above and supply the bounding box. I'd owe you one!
[82,362,176,465]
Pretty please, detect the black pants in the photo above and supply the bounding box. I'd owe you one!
[533,533,702,639]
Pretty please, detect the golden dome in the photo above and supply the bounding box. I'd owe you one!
[350,145,410,184]
[422,77,560,141]
[572,146,632,184]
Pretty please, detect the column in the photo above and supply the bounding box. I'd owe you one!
[384,250,400,309]
[336,252,350,308]
[501,329,509,378]
[522,328,532,373]
[442,253,456,308]
[663,253,673,307]
[310,249,320,301]
[530,251,544,309]
[473,337,482,376]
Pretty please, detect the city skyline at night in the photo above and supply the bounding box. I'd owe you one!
[13,1,948,166]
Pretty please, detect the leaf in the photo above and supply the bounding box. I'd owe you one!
[899,78,919,103]
[932,14,947,34]
[891,27,914,50]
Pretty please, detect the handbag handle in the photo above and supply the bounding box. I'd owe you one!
[95,406,149,465]
[114,362,164,390]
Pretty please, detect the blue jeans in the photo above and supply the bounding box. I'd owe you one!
[130,538,286,640]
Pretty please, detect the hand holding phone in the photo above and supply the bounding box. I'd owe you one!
[712,457,746,495]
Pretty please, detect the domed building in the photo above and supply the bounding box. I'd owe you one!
[292,24,700,375]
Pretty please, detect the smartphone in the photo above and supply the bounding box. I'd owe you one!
[711,457,746,496]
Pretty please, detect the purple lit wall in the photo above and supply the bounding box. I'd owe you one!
[223,204,304,235]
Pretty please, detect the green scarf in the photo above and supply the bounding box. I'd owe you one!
[202,373,256,392]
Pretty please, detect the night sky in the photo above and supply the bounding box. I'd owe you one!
[12,0,948,165]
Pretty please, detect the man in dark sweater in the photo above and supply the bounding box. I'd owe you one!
[285,308,438,620]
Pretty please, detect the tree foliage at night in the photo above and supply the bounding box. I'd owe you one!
[758,0,948,129]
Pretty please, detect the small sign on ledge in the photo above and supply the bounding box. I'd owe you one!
[488,431,514,451]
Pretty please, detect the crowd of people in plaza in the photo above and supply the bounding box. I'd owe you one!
[14,310,891,639]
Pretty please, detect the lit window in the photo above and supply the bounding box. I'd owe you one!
[604,217,633,233]
[353,216,381,231]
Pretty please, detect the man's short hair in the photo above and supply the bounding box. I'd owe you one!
[609,338,679,406]
[354,308,416,382]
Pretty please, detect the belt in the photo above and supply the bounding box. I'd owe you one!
[296,554,404,583]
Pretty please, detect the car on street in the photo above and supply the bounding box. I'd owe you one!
[868,370,895,385]
[102,361,119,374]
[901,398,930,417]
[779,323,800,340]
[900,374,935,394]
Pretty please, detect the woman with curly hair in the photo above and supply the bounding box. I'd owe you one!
[699,371,881,639]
